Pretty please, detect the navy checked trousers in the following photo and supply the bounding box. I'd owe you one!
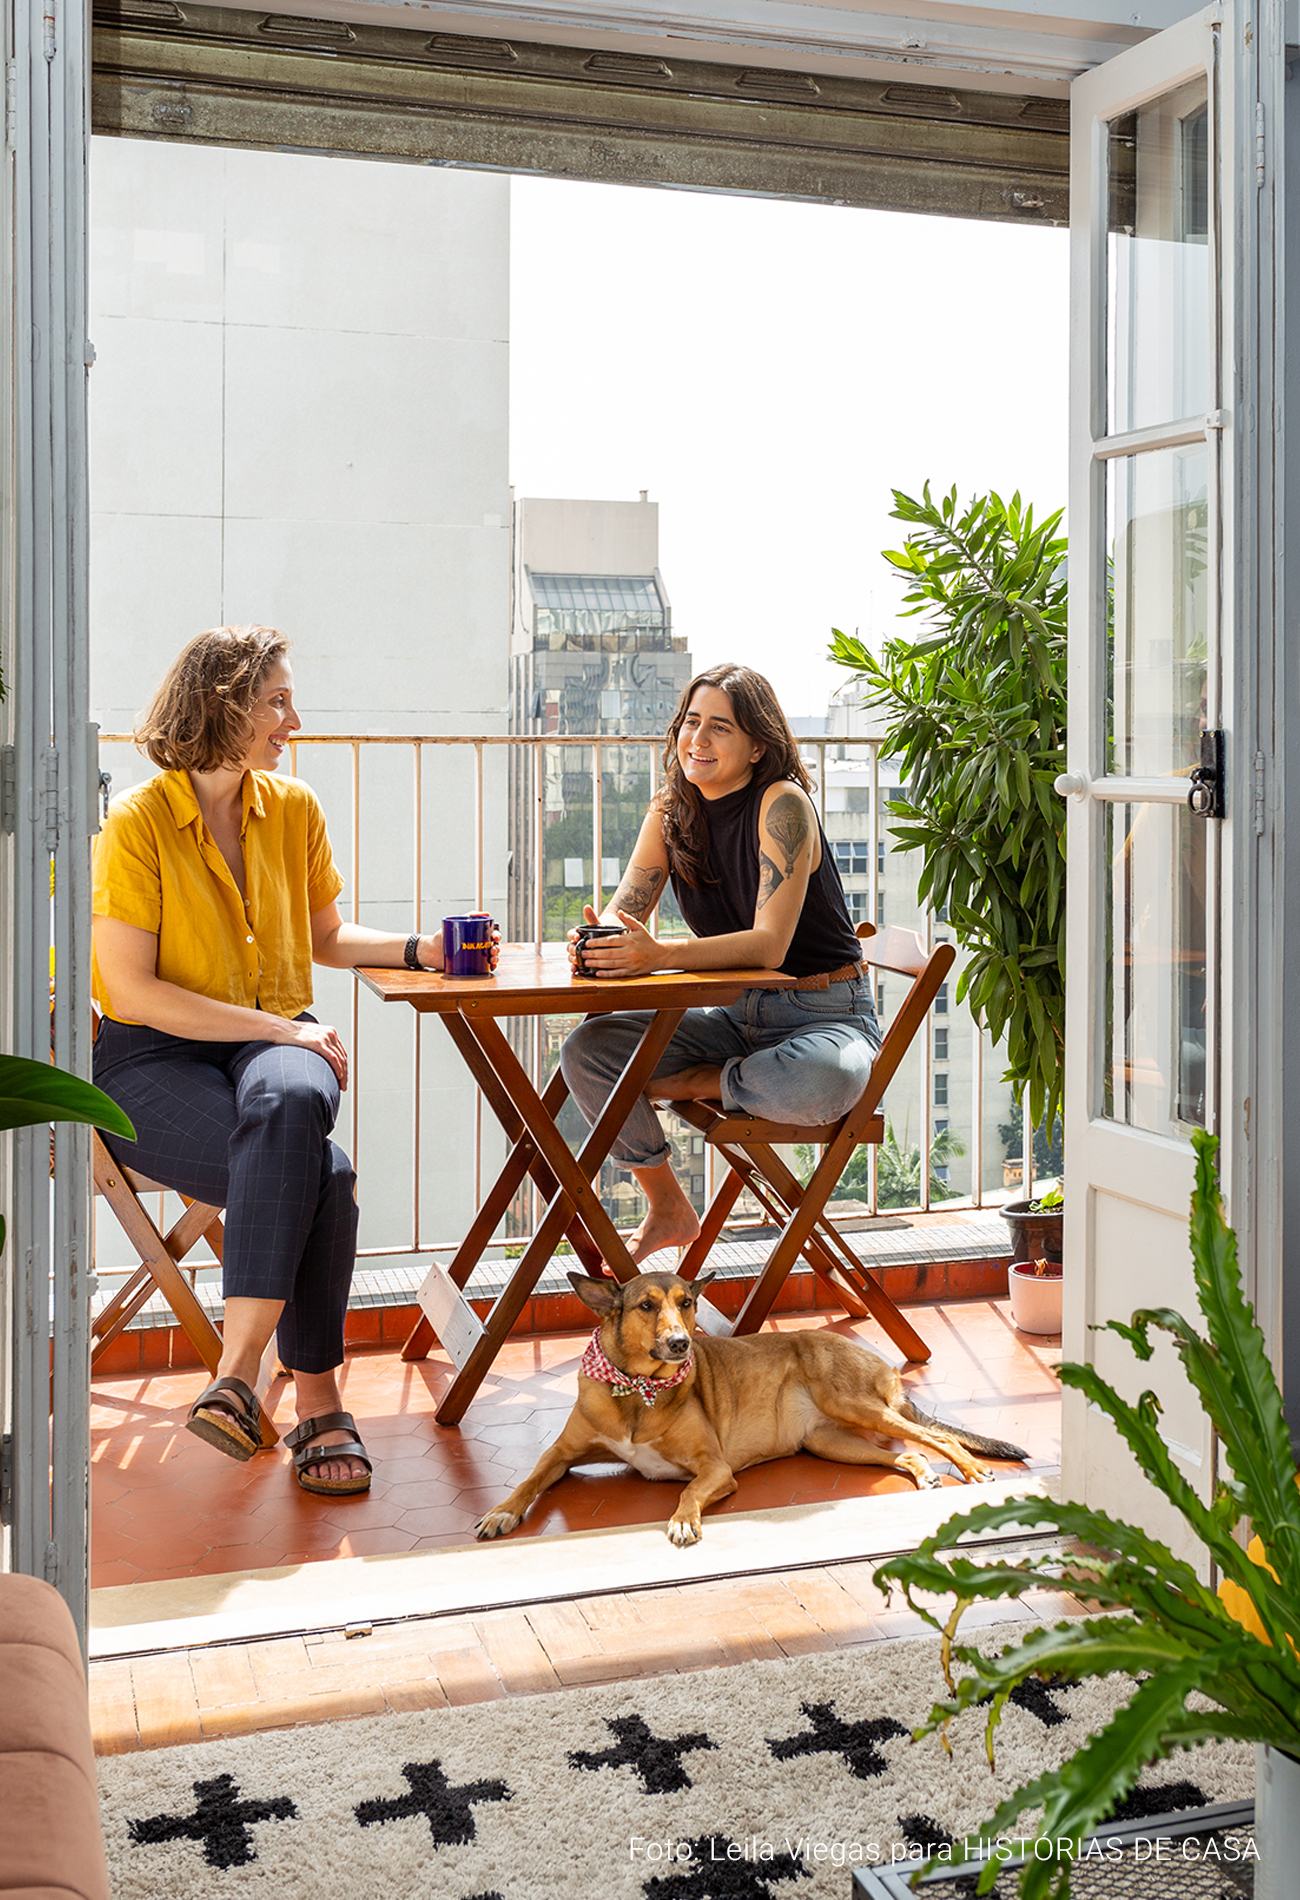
[94,1017,358,1374]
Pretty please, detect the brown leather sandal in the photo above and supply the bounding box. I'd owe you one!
[185,1375,262,1462]
[285,1411,372,1496]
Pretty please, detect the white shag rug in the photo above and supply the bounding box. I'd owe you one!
[97,1622,1253,1900]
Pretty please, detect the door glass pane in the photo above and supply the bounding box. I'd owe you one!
[1107,80,1209,434]
[1106,444,1209,777]
[1103,800,1207,1133]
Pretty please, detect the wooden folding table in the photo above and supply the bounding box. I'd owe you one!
[356,946,793,1424]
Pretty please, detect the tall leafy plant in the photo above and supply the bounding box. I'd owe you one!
[876,1128,1300,1898]
[831,484,1067,1129]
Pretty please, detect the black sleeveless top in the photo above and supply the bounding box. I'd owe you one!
[670,779,864,980]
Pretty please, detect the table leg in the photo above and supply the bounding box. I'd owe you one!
[438,1015,604,1279]
[431,1006,685,1425]
[399,1022,600,1364]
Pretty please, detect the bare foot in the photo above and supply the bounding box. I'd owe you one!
[291,1370,369,1487]
[292,1425,368,1488]
[626,1203,701,1267]
[649,1063,725,1103]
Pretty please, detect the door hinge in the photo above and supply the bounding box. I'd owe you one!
[1256,100,1266,187]
[88,722,105,833]
[0,1435,11,1528]
[1254,751,1266,834]
[42,2,55,62]
[43,1540,58,1587]
[0,744,15,832]
[42,746,60,850]
[5,59,17,152]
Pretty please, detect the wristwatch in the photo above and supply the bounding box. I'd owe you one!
[403,933,423,970]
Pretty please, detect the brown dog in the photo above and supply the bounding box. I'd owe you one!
[475,1270,1028,1547]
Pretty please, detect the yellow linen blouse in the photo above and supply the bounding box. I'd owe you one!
[92,768,345,1024]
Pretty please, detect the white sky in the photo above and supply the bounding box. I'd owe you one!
[509,175,1070,720]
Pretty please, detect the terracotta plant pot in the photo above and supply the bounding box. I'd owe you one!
[1007,1260,1063,1336]
[1000,1197,1064,1265]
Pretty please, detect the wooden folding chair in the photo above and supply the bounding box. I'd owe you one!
[672,925,957,1364]
[91,1131,279,1447]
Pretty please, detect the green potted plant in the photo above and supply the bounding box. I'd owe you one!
[830,484,1067,1140]
[876,1128,1300,1898]
[1002,1180,1064,1264]
[1,1054,135,1252]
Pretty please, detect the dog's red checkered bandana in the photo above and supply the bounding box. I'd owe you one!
[579,1328,694,1405]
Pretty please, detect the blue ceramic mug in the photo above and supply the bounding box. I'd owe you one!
[442,913,494,977]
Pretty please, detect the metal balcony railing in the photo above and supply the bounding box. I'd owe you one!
[93,731,1036,1284]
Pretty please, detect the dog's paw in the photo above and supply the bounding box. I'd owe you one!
[475,1508,521,1540]
[667,1514,702,1547]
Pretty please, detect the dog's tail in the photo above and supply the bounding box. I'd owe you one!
[898,1396,1028,1463]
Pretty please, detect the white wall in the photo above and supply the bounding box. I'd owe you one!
[89,138,513,1273]
[90,137,510,741]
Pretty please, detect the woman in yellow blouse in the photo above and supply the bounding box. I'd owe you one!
[93,624,464,1495]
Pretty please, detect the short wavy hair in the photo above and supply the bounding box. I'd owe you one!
[135,625,291,773]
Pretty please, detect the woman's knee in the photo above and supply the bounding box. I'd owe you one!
[560,1014,634,1088]
[238,1047,339,1134]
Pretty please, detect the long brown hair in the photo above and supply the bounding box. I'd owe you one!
[135,625,290,773]
[654,664,813,888]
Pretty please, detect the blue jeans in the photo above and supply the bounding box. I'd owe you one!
[93,1016,358,1374]
[560,977,881,1168]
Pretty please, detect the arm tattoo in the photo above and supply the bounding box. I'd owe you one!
[610,861,664,920]
[757,851,784,911]
[765,791,811,875]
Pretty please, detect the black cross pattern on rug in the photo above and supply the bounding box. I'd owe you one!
[354,1758,511,1845]
[896,1816,985,1897]
[569,1714,718,1794]
[1105,1779,1208,1824]
[767,1701,908,1780]
[644,1835,810,1899]
[976,1672,1076,1728]
[127,1773,297,1870]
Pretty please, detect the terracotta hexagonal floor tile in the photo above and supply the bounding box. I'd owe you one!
[336,1528,419,1558]
[89,1557,146,1588]
[90,1301,1061,1589]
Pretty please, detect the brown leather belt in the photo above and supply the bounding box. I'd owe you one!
[792,960,864,992]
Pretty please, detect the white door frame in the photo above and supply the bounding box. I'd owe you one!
[1,0,97,1647]
[1061,0,1296,1542]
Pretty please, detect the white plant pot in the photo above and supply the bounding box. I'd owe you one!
[1007,1263,1063,1335]
[1255,1743,1300,1900]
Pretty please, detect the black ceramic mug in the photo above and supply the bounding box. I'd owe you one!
[573,923,626,976]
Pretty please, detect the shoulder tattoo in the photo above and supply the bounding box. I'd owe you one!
[765,790,811,877]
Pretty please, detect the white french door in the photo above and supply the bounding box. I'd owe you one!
[1062,6,1242,1560]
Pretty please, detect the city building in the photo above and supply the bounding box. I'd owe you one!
[506,493,692,940]
[506,493,696,1231]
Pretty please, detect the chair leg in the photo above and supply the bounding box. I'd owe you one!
[93,1138,280,1446]
[714,1140,927,1368]
[677,1168,745,1280]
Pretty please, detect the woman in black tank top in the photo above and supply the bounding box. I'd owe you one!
[560,664,880,1269]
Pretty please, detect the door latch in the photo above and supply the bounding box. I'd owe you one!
[1188,729,1225,819]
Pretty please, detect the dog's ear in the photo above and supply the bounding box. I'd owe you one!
[684,1271,715,1295]
[568,1271,621,1315]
